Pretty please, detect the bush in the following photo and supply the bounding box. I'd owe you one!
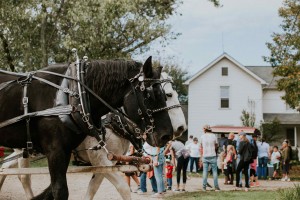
[277,184,300,200]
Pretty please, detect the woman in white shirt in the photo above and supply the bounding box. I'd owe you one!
[186,137,201,173]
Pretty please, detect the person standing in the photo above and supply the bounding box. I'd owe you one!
[164,140,190,191]
[270,146,281,180]
[142,139,165,198]
[235,132,252,192]
[218,133,228,152]
[138,136,158,195]
[165,158,174,190]
[200,125,220,191]
[124,144,140,192]
[281,141,291,181]
[186,137,201,173]
[257,137,270,180]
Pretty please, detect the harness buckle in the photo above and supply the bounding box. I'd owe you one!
[23,97,28,105]
[27,141,33,150]
[82,114,90,122]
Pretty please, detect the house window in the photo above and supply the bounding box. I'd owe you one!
[220,86,230,108]
[286,128,295,146]
[222,67,228,76]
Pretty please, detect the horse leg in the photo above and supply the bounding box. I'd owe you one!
[84,174,104,200]
[32,150,71,200]
[0,151,19,190]
[17,157,34,199]
[104,173,131,200]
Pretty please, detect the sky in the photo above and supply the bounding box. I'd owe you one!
[134,0,284,76]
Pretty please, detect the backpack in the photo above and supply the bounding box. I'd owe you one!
[250,140,258,160]
[245,142,256,163]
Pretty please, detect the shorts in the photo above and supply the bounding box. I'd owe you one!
[273,163,280,171]
[282,162,290,174]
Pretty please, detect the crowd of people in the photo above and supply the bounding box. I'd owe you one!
[123,125,294,197]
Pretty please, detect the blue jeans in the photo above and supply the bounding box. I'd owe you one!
[202,156,219,189]
[257,157,268,179]
[140,172,157,193]
[190,157,200,172]
[154,162,165,193]
[167,178,172,188]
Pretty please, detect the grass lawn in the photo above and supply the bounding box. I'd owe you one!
[164,190,277,200]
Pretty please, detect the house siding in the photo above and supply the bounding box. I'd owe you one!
[188,58,263,138]
[263,89,298,114]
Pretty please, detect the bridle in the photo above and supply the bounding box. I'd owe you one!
[125,71,182,142]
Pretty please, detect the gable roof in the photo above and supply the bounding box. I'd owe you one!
[184,53,267,85]
[246,66,279,88]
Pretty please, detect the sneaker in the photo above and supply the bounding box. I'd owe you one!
[250,182,255,187]
[151,193,164,198]
[256,182,260,187]
[173,188,180,192]
[287,178,290,182]
[215,187,221,192]
[206,183,213,188]
[167,186,172,190]
[239,183,243,188]
[137,190,147,195]
[245,187,249,192]
[181,189,186,192]
[281,178,286,182]
[133,188,141,193]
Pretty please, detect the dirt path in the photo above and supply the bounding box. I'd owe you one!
[0,173,298,200]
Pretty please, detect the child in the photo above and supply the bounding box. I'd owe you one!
[271,146,281,180]
[165,158,174,190]
[250,159,260,187]
[223,145,234,185]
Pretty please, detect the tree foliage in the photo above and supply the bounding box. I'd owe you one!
[264,0,300,108]
[0,0,182,71]
[261,117,282,143]
[163,63,189,104]
[240,109,256,127]
[152,60,189,104]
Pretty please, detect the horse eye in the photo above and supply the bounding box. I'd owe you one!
[166,93,173,98]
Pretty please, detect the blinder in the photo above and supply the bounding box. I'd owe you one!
[126,72,181,139]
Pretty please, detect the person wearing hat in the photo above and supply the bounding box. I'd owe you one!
[200,125,221,191]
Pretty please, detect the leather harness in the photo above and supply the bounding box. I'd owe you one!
[0,54,181,157]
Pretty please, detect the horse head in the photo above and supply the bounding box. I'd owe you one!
[123,57,187,147]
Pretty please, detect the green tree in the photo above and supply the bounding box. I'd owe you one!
[152,59,189,104]
[162,62,189,104]
[261,117,282,143]
[0,0,183,71]
[264,0,300,109]
[240,109,256,127]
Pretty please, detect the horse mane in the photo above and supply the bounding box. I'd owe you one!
[85,59,142,97]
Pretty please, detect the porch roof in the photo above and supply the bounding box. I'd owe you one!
[263,113,300,125]
[210,126,261,135]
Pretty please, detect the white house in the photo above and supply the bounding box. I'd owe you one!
[184,53,300,148]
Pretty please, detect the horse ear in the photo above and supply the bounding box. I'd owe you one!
[143,56,153,78]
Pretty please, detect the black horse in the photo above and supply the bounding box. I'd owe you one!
[0,57,186,199]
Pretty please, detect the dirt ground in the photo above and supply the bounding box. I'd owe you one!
[0,172,298,200]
